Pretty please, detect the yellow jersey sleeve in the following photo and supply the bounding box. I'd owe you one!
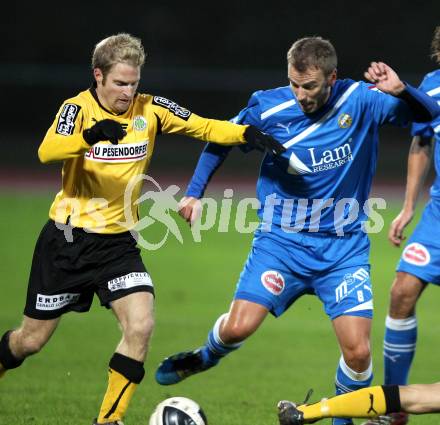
[38,100,91,163]
[151,96,248,145]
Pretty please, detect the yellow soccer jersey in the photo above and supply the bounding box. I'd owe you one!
[38,88,247,233]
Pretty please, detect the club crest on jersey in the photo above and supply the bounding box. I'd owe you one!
[85,140,148,163]
[338,113,352,128]
[153,96,192,120]
[261,270,285,295]
[56,103,81,135]
[133,115,147,131]
[402,243,430,266]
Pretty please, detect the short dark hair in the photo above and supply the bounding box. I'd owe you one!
[287,37,337,76]
[431,26,440,64]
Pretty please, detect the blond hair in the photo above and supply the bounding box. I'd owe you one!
[287,36,337,76]
[92,33,146,76]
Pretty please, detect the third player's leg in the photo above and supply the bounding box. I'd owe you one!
[388,272,426,318]
[399,383,440,414]
[383,272,427,392]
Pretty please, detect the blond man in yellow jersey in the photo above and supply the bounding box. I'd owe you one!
[0,33,284,425]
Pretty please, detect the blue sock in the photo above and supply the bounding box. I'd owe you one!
[384,315,417,385]
[333,356,373,425]
[200,313,243,365]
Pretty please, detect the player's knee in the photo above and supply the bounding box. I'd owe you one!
[221,322,252,344]
[343,345,371,371]
[20,333,47,356]
[389,281,417,316]
[124,315,154,345]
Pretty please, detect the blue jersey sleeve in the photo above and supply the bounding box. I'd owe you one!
[185,143,233,198]
[411,121,434,138]
[411,75,437,138]
[361,82,412,127]
[185,92,263,198]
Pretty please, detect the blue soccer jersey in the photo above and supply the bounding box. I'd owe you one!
[188,79,416,236]
[397,69,440,283]
[411,69,440,201]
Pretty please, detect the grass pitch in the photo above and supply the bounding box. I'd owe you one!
[0,191,438,425]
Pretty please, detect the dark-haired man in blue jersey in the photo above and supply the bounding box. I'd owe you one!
[155,36,440,425]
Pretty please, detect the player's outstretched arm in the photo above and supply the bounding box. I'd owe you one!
[243,125,286,155]
[364,62,440,122]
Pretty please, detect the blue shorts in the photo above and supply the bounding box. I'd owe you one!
[397,201,440,284]
[234,230,372,320]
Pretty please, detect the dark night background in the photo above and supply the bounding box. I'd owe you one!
[1,1,439,189]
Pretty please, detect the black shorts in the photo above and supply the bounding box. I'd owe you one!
[24,220,154,320]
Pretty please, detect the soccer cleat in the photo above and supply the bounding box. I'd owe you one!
[360,412,408,425]
[277,390,317,425]
[278,401,306,425]
[388,413,409,425]
[92,419,124,425]
[155,348,214,385]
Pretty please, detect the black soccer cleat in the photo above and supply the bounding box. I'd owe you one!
[278,390,318,425]
[92,419,124,425]
[155,348,215,385]
[278,401,307,425]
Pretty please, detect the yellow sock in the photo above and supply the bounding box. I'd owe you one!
[299,386,387,420]
[97,368,138,423]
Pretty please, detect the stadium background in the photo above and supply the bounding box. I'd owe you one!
[0,3,439,425]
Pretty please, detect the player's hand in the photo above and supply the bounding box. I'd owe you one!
[364,62,406,96]
[178,196,202,226]
[388,209,414,247]
[83,119,127,145]
[244,125,286,155]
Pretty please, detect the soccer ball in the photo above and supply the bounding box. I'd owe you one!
[149,397,207,425]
